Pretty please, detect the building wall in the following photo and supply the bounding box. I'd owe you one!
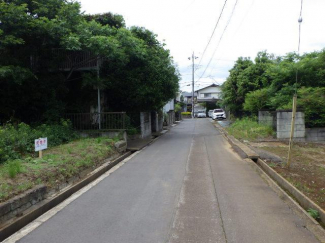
[197,86,222,99]
[163,99,174,113]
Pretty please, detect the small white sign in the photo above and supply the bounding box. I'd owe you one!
[35,137,48,152]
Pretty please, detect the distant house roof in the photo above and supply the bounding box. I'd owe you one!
[195,83,220,92]
[182,92,197,97]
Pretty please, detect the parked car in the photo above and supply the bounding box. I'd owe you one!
[197,112,207,118]
[208,110,213,118]
[212,109,226,120]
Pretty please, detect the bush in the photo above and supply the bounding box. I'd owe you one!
[0,120,78,164]
[181,112,191,115]
[243,88,270,114]
[297,87,325,128]
[227,117,275,141]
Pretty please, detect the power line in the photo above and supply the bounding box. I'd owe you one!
[206,0,239,78]
[196,0,238,83]
[195,0,228,71]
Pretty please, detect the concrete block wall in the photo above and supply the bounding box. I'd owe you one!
[277,111,305,139]
[306,128,325,142]
[167,111,175,126]
[140,112,152,138]
[258,111,276,129]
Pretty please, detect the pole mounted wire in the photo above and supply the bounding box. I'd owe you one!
[195,0,228,72]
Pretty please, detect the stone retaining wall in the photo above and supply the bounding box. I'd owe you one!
[0,185,47,226]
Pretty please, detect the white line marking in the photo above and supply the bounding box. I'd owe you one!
[3,151,140,243]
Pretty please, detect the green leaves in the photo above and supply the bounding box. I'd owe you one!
[223,49,325,126]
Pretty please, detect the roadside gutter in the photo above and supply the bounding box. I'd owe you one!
[214,121,325,242]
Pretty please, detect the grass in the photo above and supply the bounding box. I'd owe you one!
[0,137,119,202]
[307,208,321,221]
[226,117,274,141]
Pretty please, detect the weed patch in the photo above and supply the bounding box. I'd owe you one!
[0,137,119,202]
[226,117,274,141]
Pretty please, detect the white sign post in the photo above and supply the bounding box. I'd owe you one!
[35,137,48,158]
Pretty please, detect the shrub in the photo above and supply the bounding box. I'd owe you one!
[181,112,191,115]
[297,87,325,128]
[243,88,270,114]
[0,120,78,164]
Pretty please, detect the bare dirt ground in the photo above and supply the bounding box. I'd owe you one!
[249,141,325,211]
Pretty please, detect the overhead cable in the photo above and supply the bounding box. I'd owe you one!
[195,0,228,71]
[196,0,238,83]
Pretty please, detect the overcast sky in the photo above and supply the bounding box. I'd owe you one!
[79,0,325,92]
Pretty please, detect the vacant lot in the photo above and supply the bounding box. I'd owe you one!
[0,137,119,202]
[250,141,325,211]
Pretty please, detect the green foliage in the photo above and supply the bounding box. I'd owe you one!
[307,208,320,220]
[84,12,125,28]
[0,1,179,122]
[222,49,325,127]
[243,88,270,114]
[7,159,23,178]
[297,87,325,127]
[181,112,191,115]
[175,103,182,112]
[0,136,118,202]
[0,120,78,164]
[227,117,275,141]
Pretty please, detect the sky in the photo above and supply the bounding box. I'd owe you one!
[78,0,325,92]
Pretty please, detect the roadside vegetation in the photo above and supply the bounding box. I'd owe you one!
[0,120,78,164]
[226,118,274,141]
[222,50,325,127]
[0,0,179,123]
[0,120,122,202]
[0,136,119,202]
[221,49,325,212]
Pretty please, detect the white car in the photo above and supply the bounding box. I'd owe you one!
[208,110,213,118]
[197,112,207,118]
[212,109,226,120]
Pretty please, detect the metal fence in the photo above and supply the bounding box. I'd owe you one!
[65,112,126,131]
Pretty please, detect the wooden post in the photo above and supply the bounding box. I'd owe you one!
[286,94,297,168]
[39,150,43,159]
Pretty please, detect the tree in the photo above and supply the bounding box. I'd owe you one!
[0,1,180,122]
[243,88,270,114]
[99,26,179,112]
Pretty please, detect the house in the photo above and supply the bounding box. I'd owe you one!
[196,84,222,103]
[181,91,197,112]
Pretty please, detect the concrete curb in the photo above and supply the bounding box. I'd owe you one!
[256,158,325,226]
[0,151,131,242]
[249,159,325,243]
[213,121,325,242]
[213,123,259,159]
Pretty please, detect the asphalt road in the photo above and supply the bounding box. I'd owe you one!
[10,119,319,243]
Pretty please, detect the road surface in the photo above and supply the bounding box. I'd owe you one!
[8,119,319,243]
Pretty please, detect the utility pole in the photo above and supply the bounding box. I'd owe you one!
[97,58,101,129]
[189,52,198,119]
